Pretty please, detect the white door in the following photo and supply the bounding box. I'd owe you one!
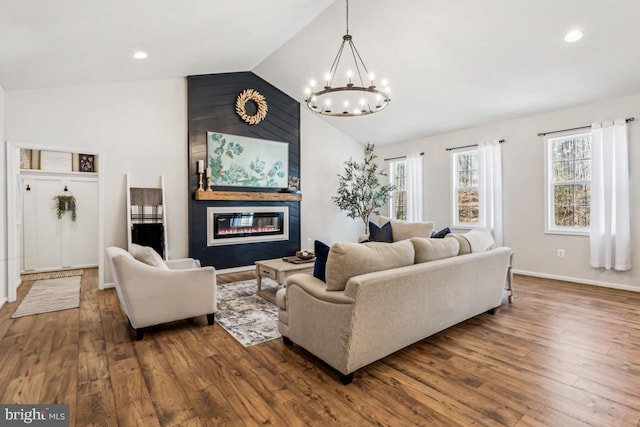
[61,177,99,267]
[22,175,63,271]
[22,173,99,271]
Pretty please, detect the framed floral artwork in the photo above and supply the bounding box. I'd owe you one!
[206,132,288,188]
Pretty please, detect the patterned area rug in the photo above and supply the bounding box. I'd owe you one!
[21,269,83,281]
[216,278,281,347]
[12,276,81,318]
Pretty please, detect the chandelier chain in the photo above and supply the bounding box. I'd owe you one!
[346,0,349,34]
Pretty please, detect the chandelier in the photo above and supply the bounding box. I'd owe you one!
[304,0,390,117]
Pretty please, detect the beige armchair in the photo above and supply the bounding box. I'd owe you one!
[106,246,217,340]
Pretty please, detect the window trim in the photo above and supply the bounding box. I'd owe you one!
[450,148,480,229]
[389,160,407,220]
[544,131,591,236]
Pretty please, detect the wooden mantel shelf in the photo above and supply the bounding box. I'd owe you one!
[195,190,302,201]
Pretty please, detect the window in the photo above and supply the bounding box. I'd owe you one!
[452,150,479,227]
[546,132,591,234]
[389,160,407,220]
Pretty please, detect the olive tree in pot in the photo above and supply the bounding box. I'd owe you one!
[332,143,394,234]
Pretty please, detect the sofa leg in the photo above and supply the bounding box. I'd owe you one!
[207,313,215,326]
[282,336,293,346]
[135,328,145,341]
[487,307,498,315]
[339,372,354,385]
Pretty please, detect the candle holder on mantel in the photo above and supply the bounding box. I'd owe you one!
[205,169,212,191]
[197,172,204,192]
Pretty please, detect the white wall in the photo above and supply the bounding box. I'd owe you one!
[5,78,364,284]
[0,85,7,306]
[300,108,364,248]
[5,79,188,284]
[376,92,640,291]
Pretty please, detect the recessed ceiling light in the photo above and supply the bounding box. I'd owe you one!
[564,29,583,43]
[133,51,148,59]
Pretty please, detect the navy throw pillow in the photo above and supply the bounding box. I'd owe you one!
[368,221,393,243]
[432,227,451,238]
[313,240,330,282]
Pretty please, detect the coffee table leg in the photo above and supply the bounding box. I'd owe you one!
[256,265,263,294]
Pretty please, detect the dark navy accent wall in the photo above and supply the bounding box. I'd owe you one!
[187,72,300,269]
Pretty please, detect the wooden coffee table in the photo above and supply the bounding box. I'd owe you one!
[255,258,315,303]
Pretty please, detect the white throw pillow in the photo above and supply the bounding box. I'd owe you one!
[129,243,169,270]
[464,228,496,252]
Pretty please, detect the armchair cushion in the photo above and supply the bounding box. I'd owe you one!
[130,243,168,270]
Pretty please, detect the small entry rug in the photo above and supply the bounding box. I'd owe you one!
[216,278,281,347]
[11,276,81,318]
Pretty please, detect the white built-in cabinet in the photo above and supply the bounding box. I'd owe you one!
[21,171,99,272]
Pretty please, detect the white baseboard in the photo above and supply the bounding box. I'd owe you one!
[0,297,6,309]
[513,269,640,293]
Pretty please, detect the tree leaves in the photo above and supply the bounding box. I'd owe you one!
[332,143,394,233]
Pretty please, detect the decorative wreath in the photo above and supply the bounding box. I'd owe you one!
[235,89,268,125]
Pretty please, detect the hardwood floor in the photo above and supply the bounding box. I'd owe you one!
[1,270,640,426]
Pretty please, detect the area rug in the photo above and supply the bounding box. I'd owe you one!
[216,278,281,347]
[11,276,81,318]
[21,269,83,281]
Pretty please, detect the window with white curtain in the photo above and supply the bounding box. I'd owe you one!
[545,132,591,235]
[451,149,479,227]
[389,160,407,220]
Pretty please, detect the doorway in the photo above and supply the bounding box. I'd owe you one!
[5,141,105,302]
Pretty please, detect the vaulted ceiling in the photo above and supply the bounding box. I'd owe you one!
[2,0,640,144]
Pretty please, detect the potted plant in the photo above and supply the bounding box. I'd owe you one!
[332,143,393,234]
[54,193,77,221]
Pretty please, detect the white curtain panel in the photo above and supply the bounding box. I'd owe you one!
[590,119,631,271]
[405,153,423,222]
[477,140,503,246]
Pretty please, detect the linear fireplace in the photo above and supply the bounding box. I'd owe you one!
[206,206,289,246]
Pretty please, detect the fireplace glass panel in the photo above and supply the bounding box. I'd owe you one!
[214,212,284,239]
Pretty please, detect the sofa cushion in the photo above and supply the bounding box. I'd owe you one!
[129,243,169,270]
[313,240,331,282]
[378,216,435,242]
[411,237,459,263]
[325,240,415,291]
[445,234,472,255]
[368,221,393,243]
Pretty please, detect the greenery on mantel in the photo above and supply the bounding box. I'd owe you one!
[332,143,393,234]
[54,194,77,221]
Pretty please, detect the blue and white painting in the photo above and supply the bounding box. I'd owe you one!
[207,132,288,188]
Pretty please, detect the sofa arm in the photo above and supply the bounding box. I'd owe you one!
[166,258,201,270]
[286,273,354,305]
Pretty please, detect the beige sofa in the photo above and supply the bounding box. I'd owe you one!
[276,238,511,384]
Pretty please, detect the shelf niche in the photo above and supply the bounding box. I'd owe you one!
[194,190,301,202]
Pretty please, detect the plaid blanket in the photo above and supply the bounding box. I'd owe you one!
[131,205,163,224]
